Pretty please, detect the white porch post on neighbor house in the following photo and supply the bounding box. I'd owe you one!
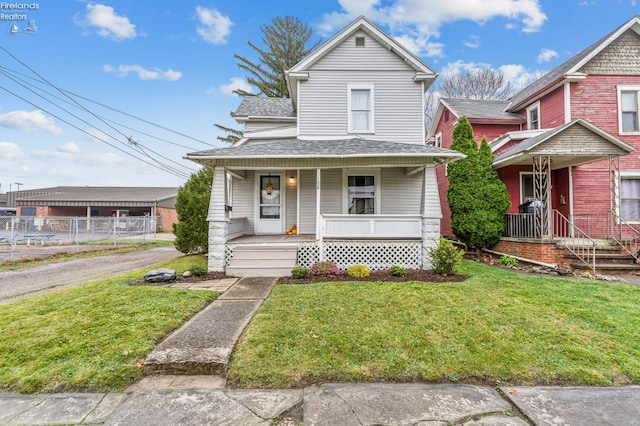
[421,165,442,268]
[208,166,228,272]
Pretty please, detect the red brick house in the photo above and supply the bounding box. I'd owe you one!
[428,16,640,271]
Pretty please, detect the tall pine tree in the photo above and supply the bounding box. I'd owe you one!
[447,117,510,250]
[215,16,321,143]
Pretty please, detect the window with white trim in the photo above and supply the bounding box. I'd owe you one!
[343,169,381,214]
[520,172,534,203]
[621,174,640,221]
[526,102,540,130]
[618,86,640,134]
[435,132,443,148]
[348,84,374,133]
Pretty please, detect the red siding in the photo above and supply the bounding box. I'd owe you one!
[539,86,565,129]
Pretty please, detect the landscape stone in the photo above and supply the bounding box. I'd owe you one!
[144,268,176,283]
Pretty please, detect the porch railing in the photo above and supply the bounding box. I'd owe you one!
[321,214,422,239]
[607,211,640,263]
[503,212,540,238]
[552,210,596,274]
[227,217,247,240]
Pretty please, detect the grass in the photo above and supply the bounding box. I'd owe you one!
[0,254,216,393]
[228,260,640,388]
[0,240,174,271]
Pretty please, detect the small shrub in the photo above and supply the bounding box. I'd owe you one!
[498,255,519,268]
[310,260,341,276]
[389,265,407,277]
[291,266,310,279]
[347,264,370,278]
[428,237,464,276]
[190,265,208,276]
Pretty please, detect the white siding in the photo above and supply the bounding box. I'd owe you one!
[230,170,255,234]
[320,169,342,214]
[298,71,424,143]
[380,168,423,215]
[285,170,297,228]
[299,169,317,234]
[243,120,292,133]
[310,31,411,71]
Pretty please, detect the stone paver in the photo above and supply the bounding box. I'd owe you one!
[304,383,513,426]
[503,386,640,426]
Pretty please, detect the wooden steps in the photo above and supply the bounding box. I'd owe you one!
[226,244,298,277]
[563,246,640,273]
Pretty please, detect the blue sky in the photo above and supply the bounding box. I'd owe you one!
[0,0,638,191]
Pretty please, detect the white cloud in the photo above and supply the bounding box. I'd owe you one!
[0,142,24,160]
[0,110,63,135]
[217,77,253,96]
[537,48,558,63]
[58,141,80,154]
[318,0,547,56]
[195,6,233,44]
[464,35,481,49]
[103,64,182,81]
[75,3,137,41]
[394,35,445,57]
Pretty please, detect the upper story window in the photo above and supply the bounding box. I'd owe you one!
[435,132,443,148]
[526,102,540,130]
[619,86,640,134]
[348,84,375,133]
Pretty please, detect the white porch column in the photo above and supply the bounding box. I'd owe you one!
[421,165,442,268]
[208,166,228,272]
[315,168,324,261]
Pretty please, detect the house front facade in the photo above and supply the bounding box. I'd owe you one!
[187,16,463,276]
[429,16,640,271]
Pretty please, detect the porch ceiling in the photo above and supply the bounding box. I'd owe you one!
[492,118,634,170]
[185,138,464,169]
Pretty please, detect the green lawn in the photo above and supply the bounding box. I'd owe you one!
[0,255,216,393]
[229,261,640,388]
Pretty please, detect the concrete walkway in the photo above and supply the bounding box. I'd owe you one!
[2,383,640,425]
[144,277,277,375]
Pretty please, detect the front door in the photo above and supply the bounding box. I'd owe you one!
[256,173,284,234]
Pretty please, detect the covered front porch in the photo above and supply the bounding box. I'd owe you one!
[491,119,636,271]
[185,138,463,274]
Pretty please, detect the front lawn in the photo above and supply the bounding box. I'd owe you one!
[229,261,640,388]
[0,255,216,393]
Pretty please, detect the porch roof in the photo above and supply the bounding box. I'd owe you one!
[492,119,635,170]
[185,138,464,169]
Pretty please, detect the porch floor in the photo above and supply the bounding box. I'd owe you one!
[229,234,316,244]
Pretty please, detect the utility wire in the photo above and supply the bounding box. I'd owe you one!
[0,64,216,148]
[0,67,195,176]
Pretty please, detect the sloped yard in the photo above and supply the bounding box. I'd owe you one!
[229,261,640,388]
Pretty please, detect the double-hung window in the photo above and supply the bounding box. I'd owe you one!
[348,84,374,133]
[620,174,640,221]
[343,169,380,215]
[526,102,540,130]
[619,86,640,134]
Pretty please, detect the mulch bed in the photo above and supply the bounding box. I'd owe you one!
[277,269,467,284]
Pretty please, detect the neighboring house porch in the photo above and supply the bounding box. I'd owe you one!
[490,119,636,272]
[186,138,463,276]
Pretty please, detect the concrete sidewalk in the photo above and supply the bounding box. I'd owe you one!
[1,383,639,425]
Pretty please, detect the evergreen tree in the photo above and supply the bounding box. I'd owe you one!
[173,167,214,254]
[447,117,510,250]
[215,16,321,143]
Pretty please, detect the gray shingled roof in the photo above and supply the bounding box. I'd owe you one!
[188,138,461,159]
[508,16,639,109]
[441,98,525,121]
[15,187,178,203]
[233,97,295,118]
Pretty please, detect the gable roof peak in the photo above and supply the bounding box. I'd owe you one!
[508,15,640,111]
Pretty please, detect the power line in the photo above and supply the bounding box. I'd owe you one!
[0,67,196,176]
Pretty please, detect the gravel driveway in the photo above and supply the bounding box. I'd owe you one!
[0,247,183,304]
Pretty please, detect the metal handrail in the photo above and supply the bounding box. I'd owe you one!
[553,210,596,274]
[608,210,640,263]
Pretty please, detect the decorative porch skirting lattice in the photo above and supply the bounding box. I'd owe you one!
[297,240,423,270]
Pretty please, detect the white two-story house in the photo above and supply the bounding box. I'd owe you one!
[186,16,463,276]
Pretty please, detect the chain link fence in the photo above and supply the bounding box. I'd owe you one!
[0,216,161,261]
